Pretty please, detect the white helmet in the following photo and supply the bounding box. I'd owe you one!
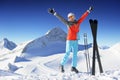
[67,13,75,18]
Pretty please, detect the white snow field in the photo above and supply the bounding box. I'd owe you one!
[0,27,120,80]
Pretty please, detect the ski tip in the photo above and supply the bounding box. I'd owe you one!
[94,20,98,24]
[89,19,93,23]
[89,19,98,24]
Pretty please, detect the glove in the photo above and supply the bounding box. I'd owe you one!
[89,6,93,12]
[48,8,56,15]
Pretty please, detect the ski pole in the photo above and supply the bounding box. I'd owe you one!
[83,33,91,73]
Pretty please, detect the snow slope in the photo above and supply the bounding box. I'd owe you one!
[109,42,120,54]
[0,42,120,80]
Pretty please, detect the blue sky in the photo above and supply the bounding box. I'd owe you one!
[0,0,120,46]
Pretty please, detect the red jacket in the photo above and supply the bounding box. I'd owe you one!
[67,11,89,40]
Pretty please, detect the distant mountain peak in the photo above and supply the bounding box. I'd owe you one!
[0,38,17,50]
[45,27,67,42]
[99,45,110,50]
[46,27,65,35]
[3,38,8,41]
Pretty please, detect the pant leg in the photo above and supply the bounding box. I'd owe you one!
[61,40,72,66]
[71,40,78,67]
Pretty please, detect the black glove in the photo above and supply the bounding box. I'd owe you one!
[89,6,93,12]
[48,8,56,14]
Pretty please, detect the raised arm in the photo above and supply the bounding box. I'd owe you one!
[48,8,68,26]
[78,6,93,24]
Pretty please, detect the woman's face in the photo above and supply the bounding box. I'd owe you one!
[68,15,75,22]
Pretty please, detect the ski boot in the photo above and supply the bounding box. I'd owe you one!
[71,67,79,73]
[60,65,65,73]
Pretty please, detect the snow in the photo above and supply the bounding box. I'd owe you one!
[1,52,120,80]
[0,42,120,80]
[0,27,120,80]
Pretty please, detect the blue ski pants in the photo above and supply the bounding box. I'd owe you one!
[61,40,78,67]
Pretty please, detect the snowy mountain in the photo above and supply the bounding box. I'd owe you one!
[0,38,17,50]
[21,27,67,57]
[99,45,110,50]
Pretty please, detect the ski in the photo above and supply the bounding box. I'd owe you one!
[89,19,103,75]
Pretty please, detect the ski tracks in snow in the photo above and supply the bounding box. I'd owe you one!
[37,54,62,75]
